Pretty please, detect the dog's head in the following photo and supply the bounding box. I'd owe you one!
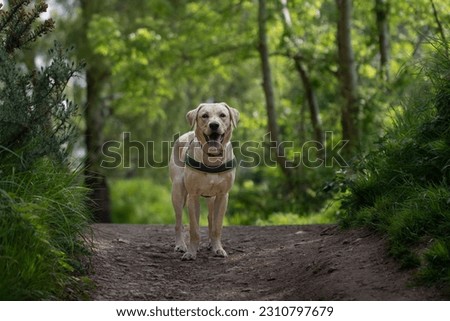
[186,102,239,155]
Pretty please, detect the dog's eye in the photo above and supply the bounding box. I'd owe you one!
[219,113,226,118]
[201,114,209,119]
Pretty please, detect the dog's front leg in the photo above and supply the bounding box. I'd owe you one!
[182,194,200,260]
[207,197,216,245]
[210,193,228,257]
[172,181,187,253]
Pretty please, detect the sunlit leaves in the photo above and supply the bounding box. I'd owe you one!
[87,15,124,59]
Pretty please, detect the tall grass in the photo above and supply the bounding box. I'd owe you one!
[339,40,450,292]
[0,158,91,300]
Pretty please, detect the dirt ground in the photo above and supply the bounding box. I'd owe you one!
[88,224,444,300]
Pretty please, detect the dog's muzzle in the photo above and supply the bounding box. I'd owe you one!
[203,124,225,155]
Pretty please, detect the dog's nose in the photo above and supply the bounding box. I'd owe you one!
[209,122,219,131]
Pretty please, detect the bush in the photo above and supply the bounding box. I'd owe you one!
[0,1,91,299]
[339,40,450,290]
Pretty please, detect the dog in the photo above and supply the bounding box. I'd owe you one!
[169,102,239,260]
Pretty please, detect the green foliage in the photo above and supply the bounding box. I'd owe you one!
[339,40,450,290]
[0,0,55,53]
[110,178,173,224]
[109,176,336,226]
[0,2,85,167]
[0,159,91,300]
[109,178,220,226]
[0,1,91,300]
[0,42,83,165]
[254,200,339,226]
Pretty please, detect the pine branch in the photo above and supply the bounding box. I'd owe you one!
[0,2,83,165]
[21,1,55,46]
[0,0,29,33]
[1,0,54,53]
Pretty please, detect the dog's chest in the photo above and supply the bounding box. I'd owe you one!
[184,170,234,197]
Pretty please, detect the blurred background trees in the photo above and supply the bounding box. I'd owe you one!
[30,0,449,224]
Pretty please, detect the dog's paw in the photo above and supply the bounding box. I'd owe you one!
[213,247,228,258]
[181,252,196,261]
[174,243,187,253]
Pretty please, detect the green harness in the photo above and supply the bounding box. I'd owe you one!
[185,154,237,173]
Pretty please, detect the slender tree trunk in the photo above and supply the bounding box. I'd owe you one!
[375,0,390,81]
[80,0,111,222]
[279,0,324,148]
[336,0,359,153]
[257,0,291,177]
[292,56,324,147]
[84,68,111,223]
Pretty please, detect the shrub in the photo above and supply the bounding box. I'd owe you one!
[0,1,91,299]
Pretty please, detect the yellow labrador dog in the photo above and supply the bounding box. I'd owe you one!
[169,102,239,260]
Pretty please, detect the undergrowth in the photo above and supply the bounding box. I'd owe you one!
[109,178,336,226]
[0,159,92,300]
[110,178,173,224]
[339,40,450,294]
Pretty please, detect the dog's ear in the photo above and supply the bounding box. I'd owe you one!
[221,102,240,128]
[186,104,204,128]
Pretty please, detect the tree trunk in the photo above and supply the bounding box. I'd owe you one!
[375,0,390,81]
[336,0,359,153]
[279,0,324,148]
[80,0,111,222]
[257,0,291,177]
[84,68,111,223]
[292,56,324,147]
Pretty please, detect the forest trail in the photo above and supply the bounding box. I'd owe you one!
[89,224,443,300]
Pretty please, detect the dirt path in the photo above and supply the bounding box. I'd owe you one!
[89,224,443,300]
